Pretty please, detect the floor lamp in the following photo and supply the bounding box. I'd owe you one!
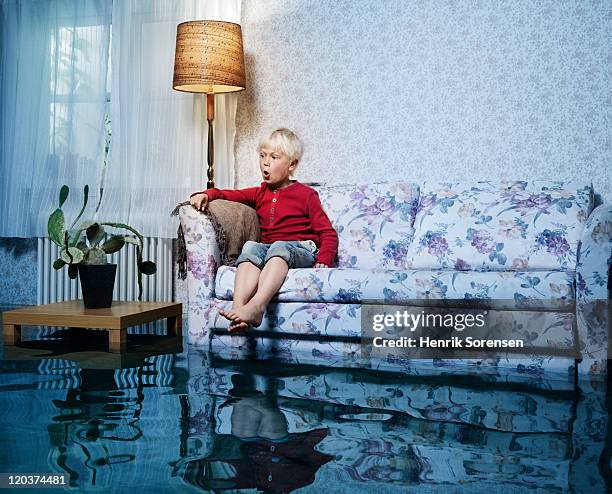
[172,20,246,189]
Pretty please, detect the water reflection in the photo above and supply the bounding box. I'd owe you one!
[48,369,144,486]
[182,351,610,493]
[179,374,333,492]
[0,331,610,493]
[0,324,185,491]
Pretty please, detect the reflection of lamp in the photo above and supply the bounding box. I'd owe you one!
[173,20,246,189]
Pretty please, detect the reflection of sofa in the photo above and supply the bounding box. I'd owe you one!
[178,352,608,492]
[179,181,611,377]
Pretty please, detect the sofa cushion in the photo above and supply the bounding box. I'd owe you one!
[406,181,593,271]
[315,182,419,270]
[215,266,575,310]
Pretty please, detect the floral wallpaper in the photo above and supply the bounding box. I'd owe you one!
[235,0,611,197]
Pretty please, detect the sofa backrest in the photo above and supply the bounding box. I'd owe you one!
[406,181,594,271]
[316,182,420,270]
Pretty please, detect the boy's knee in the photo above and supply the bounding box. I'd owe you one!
[265,254,290,265]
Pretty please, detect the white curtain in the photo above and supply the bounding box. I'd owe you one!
[1,0,242,239]
[0,0,111,237]
[97,0,242,238]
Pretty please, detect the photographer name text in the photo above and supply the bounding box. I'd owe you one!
[372,336,524,348]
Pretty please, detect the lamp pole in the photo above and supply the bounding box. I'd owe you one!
[172,20,246,190]
[207,93,215,189]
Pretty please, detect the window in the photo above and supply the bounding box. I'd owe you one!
[48,22,112,212]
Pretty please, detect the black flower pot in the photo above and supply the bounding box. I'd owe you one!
[78,264,117,309]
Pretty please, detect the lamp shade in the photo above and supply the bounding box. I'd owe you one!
[173,20,246,94]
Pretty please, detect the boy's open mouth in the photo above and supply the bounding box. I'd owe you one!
[262,171,270,179]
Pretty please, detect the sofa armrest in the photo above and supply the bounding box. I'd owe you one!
[179,205,222,345]
[577,203,612,300]
[576,203,612,378]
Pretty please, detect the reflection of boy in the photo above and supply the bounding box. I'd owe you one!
[230,394,288,441]
[189,374,333,492]
[224,429,332,492]
[190,128,338,332]
[225,374,288,441]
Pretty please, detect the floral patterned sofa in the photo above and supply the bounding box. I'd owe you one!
[179,180,611,379]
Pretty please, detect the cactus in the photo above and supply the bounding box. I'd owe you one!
[47,185,156,300]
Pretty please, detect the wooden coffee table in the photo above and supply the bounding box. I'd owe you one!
[2,300,182,353]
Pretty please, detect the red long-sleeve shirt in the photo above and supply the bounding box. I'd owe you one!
[203,181,338,267]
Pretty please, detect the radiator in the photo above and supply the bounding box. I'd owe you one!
[37,237,174,304]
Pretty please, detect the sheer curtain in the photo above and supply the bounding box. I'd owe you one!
[0,0,242,239]
[0,0,111,237]
[97,0,242,238]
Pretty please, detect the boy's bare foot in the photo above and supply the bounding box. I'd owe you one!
[220,302,265,333]
[219,308,245,332]
[229,320,250,333]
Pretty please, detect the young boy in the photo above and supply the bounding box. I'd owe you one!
[190,128,338,332]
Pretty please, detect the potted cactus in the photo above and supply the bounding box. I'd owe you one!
[48,184,156,308]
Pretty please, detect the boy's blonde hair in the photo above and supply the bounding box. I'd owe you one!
[257,128,303,165]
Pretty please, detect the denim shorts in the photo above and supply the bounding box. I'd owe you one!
[236,240,318,269]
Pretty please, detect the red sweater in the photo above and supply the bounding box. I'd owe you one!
[204,181,338,267]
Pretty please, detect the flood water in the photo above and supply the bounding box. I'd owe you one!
[0,316,610,493]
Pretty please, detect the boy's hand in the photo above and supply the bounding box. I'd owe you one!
[190,192,209,212]
[314,263,328,268]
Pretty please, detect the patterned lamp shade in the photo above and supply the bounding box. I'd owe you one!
[173,20,246,93]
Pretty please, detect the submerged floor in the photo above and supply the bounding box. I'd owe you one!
[0,314,610,493]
